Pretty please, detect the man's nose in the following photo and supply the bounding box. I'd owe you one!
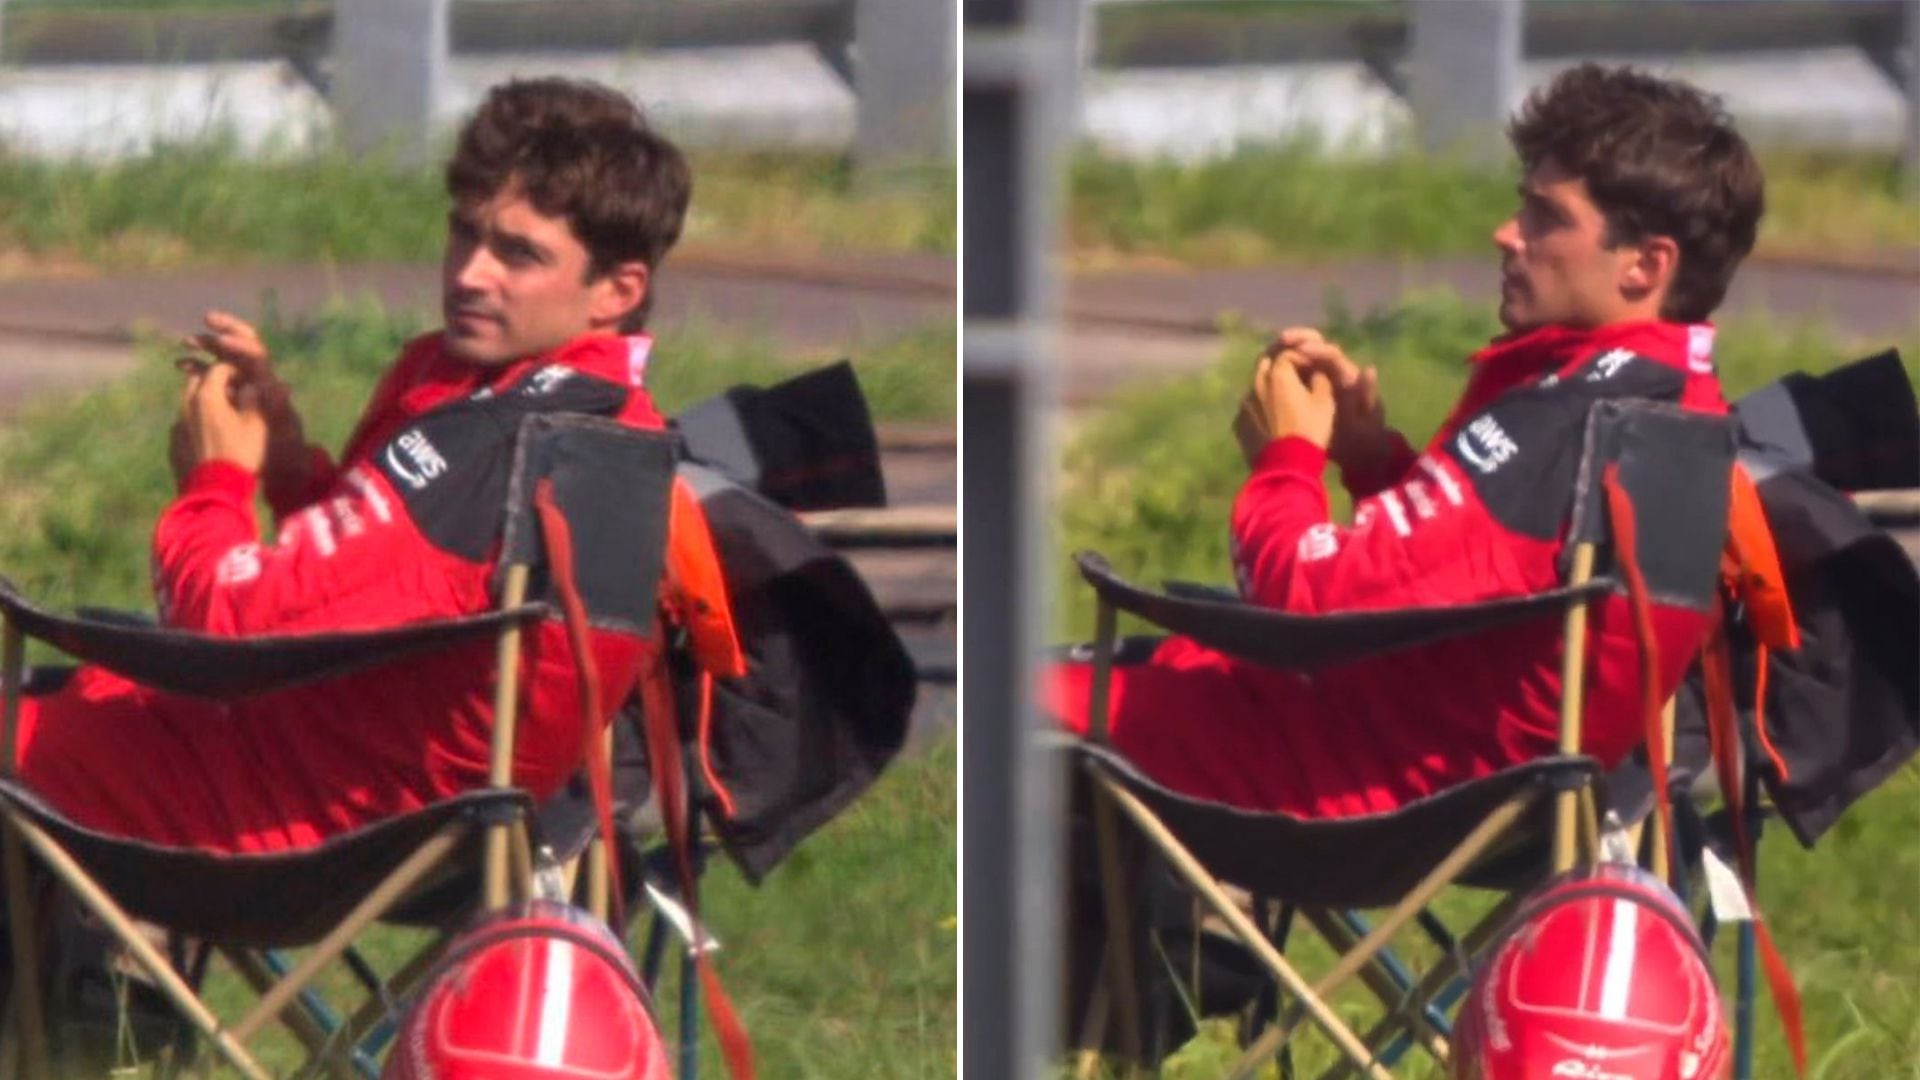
[1492,217,1521,255]
[450,245,499,294]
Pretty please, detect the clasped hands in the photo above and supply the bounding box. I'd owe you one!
[168,311,312,503]
[1234,327,1393,474]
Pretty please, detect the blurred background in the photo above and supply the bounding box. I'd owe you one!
[968,2,1916,1078]
[0,1,955,1075]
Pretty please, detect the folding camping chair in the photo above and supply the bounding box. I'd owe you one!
[0,414,676,1080]
[1070,399,1735,1079]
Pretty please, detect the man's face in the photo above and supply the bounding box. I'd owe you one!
[441,186,637,365]
[1492,161,1644,332]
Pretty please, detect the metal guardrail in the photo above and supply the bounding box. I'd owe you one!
[1089,0,1910,72]
[0,0,849,65]
[0,0,951,171]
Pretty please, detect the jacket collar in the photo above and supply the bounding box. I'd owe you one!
[1470,321,1713,378]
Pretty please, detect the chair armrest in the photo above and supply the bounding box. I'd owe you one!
[0,576,547,700]
[1074,551,1613,671]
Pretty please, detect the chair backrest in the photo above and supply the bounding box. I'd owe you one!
[499,414,677,637]
[1567,399,1735,610]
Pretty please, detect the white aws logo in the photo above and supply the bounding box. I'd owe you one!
[1585,348,1635,381]
[1455,415,1519,475]
[385,429,450,491]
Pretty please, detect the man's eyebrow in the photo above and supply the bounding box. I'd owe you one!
[492,227,550,260]
[1516,184,1566,216]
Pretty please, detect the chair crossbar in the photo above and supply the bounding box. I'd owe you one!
[336,932,447,1062]
[231,822,467,1043]
[1303,910,1451,1067]
[223,948,365,1080]
[1226,792,1537,1080]
[0,807,271,1080]
[1089,766,1394,1080]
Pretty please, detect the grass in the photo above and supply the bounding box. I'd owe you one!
[1052,289,1920,1076]
[0,144,954,273]
[1068,144,1920,269]
[0,297,952,618]
[0,304,956,1076]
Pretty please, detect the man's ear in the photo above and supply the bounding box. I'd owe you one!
[1620,235,1679,305]
[589,261,650,329]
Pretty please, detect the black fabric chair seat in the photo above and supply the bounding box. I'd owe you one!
[0,577,547,701]
[0,780,527,948]
[1077,552,1614,671]
[1072,741,1601,910]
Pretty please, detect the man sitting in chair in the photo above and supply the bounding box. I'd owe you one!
[13,78,687,852]
[1052,64,1762,817]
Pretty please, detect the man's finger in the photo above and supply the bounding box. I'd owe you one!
[1271,355,1307,399]
[179,370,205,412]
[1278,326,1324,348]
[1308,370,1335,403]
[1293,340,1360,386]
[196,362,240,413]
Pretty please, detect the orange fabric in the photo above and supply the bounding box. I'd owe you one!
[663,478,748,820]
[1724,464,1800,650]
[665,480,748,679]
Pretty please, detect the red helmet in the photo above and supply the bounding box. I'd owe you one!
[1453,864,1728,1080]
[383,900,670,1080]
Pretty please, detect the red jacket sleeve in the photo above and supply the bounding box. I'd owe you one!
[1336,430,1418,500]
[1229,436,1552,615]
[153,461,470,636]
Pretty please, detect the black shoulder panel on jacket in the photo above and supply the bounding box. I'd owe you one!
[372,367,629,561]
[1443,352,1685,541]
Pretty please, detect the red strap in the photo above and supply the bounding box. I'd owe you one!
[1701,615,1808,1076]
[533,480,626,931]
[636,657,756,1080]
[1601,465,1671,875]
[695,671,738,819]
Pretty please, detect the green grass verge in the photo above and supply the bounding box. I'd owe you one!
[0,144,954,271]
[1053,290,1920,1076]
[1069,145,1920,268]
[0,299,952,615]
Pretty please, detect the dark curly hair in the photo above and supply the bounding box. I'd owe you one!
[1507,64,1764,323]
[447,78,692,330]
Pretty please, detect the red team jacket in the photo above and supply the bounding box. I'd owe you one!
[18,331,664,852]
[1051,321,1728,817]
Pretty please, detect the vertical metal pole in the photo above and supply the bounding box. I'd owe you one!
[1905,0,1920,199]
[1,622,48,1080]
[1734,769,1762,1080]
[856,0,958,175]
[333,0,449,166]
[1553,543,1596,873]
[1410,0,1523,164]
[484,565,530,911]
[963,0,1082,1076]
